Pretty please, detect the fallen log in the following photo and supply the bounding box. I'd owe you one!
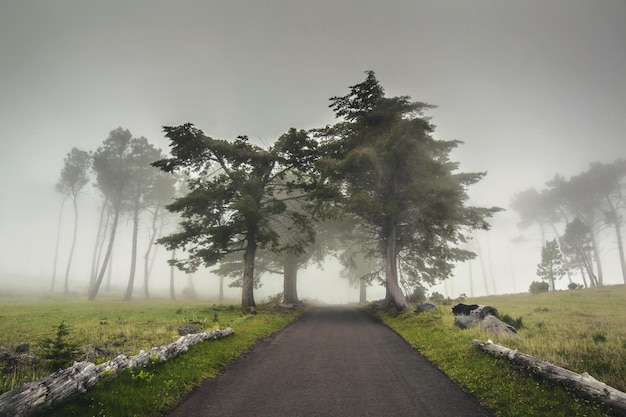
[473,339,626,416]
[0,327,234,417]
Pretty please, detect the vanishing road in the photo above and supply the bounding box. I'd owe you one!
[167,306,494,417]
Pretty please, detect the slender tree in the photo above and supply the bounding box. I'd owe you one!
[88,128,133,300]
[117,138,164,300]
[54,148,91,293]
[317,72,500,310]
[536,238,565,291]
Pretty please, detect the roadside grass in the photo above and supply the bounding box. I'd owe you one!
[470,285,626,393]
[377,286,626,417]
[0,294,304,417]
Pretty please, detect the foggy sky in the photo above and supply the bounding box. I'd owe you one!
[1,1,625,300]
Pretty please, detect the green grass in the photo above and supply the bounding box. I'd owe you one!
[0,294,304,416]
[378,286,626,416]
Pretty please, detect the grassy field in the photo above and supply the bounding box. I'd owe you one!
[379,285,626,417]
[0,294,304,416]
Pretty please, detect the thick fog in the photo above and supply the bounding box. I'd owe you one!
[1,1,625,302]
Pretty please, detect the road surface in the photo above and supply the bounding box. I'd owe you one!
[167,306,494,417]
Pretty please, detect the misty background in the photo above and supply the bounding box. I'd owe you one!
[1,1,625,302]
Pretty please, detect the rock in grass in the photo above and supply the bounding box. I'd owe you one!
[454,315,480,329]
[415,302,438,313]
[481,315,519,338]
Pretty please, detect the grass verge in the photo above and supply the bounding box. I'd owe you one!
[378,306,612,417]
[0,295,303,417]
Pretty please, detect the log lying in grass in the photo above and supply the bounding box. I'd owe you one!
[473,339,626,416]
[0,328,234,417]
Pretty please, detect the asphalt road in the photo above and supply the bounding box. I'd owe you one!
[167,306,495,417]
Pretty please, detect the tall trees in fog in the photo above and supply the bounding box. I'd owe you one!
[512,159,626,288]
[89,128,133,300]
[153,126,322,311]
[86,128,175,300]
[52,147,91,293]
[315,72,500,310]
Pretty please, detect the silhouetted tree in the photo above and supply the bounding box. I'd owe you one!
[316,71,500,310]
[52,148,91,293]
[536,239,565,291]
[89,128,133,300]
[153,126,320,312]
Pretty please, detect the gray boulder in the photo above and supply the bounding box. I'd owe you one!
[415,302,438,313]
[481,315,519,338]
[454,315,480,329]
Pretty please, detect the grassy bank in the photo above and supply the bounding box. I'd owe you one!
[0,294,304,416]
[378,286,626,416]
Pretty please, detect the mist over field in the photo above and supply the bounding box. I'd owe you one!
[1,1,625,303]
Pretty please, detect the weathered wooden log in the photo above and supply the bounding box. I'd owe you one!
[0,361,100,417]
[0,327,234,417]
[473,339,626,416]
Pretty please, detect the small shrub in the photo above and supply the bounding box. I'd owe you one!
[500,313,524,330]
[591,332,607,343]
[568,282,584,290]
[529,281,549,294]
[38,321,80,371]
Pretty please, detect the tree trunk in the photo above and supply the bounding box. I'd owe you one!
[359,277,367,303]
[143,205,160,299]
[124,207,140,301]
[51,197,67,292]
[169,249,176,300]
[63,197,79,294]
[283,255,299,304]
[88,201,121,300]
[242,235,257,312]
[606,198,626,284]
[90,198,108,289]
[383,226,411,310]
[590,230,604,286]
[218,274,224,304]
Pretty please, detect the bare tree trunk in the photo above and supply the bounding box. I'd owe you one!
[218,275,224,304]
[90,198,109,289]
[143,205,160,299]
[606,198,626,284]
[359,277,367,303]
[590,230,604,286]
[63,198,79,294]
[51,197,67,292]
[169,249,176,300]
[283,255,299,304]
[124,207,140,301]
[88,200,121,300]
[242,234,257,312]
[384,226,411,310]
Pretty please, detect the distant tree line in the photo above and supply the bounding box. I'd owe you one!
[52,128,178,300]
[511,160,626,290]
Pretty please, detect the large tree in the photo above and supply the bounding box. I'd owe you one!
[153,126,320,311]
[52,147,91,293]
[317,71,500,310]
